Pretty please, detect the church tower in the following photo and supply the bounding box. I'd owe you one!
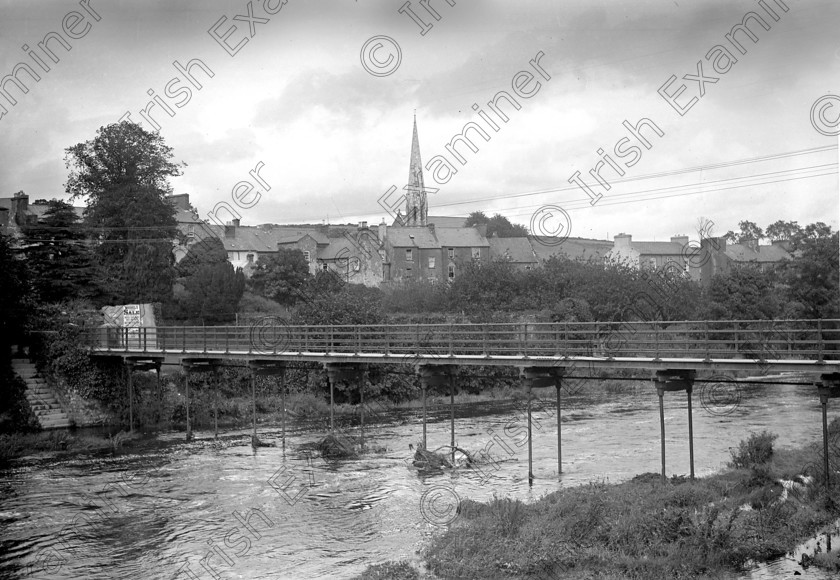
[404,115,428,226]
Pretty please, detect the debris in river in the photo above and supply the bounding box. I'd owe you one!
[318,433,359,458]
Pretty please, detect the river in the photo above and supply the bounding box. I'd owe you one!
[0,379,835,579]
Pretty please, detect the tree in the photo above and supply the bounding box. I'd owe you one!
[781,229,838,318]
[168,237,246,324]
[22,199,98,303]
[464,211,488,228]
[726,220,764,244]
[293,284,385,326]
[465,211,527,237]
[65,122,182,304]
[248,248,311,305]
[487,213,528,237]
[765,220,802,242]
[704,265,780,320]
[0,233,31,351]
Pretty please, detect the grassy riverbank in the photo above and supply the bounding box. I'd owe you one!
[357,423,840,580]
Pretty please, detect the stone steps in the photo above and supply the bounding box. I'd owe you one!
[11,358,72,429]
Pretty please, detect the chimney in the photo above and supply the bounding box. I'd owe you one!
[428,223,435,235]
[232,218,240,227]
[614,233,632,248]
[11,191,28,224]
[358,221,368,230]
[378,220,387,242]
[670,235,689,247]
[225,222,236,238]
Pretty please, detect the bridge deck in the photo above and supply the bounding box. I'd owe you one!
[83,319,840,373]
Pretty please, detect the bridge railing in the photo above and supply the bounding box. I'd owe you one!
[82,319,840,361]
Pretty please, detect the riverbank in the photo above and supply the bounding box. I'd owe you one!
[0,384,552,462]
[356,424,840,580]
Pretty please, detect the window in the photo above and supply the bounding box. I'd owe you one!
[525,265,531,271]
[471,247,481,259]
[428,257,435,268]
[648,257,657,268]
[303,250,311,262]
[405,248,413,262]
[351,258,361,271]
[448,264,455,279]
[428,276,437,283]
[187,224,195,238]
[378,250,386,261]
[246,253,254,263]
[448,248,455,259]
[406,266,413,276]
[322,263,329,271]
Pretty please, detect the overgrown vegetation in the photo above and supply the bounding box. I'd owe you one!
[419,429,840,579]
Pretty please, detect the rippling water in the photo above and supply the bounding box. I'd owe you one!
[0,380,835,579]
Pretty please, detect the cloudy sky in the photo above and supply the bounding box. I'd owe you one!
[1,0,837,241]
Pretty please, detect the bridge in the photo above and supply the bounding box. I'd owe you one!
[84,318,840,372]
[82,319,840,486]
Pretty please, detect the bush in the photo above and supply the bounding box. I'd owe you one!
[0,364,39,434]
[730,431,778,468]
[352,561,419,580]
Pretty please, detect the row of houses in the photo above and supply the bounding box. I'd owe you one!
[1,119,797,289]
[1,189,797,289]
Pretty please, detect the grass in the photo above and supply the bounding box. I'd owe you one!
[355,422,840,580]
[351,561,420,580]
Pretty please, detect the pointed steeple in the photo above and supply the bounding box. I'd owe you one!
[405,114,427,226]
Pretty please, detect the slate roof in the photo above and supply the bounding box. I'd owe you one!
[434,227,489,247]
[488,237,537,263]
[427,215,467,228]
[174,207,202,224]
[627,241,683,255]
[1,200,86,220]
[198,225,317,252]
[725,243,791,263]
[529,236,612,261]
[386,226,439,248]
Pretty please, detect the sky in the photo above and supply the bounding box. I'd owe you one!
[0,0,838,242]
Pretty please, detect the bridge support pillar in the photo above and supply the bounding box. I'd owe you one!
[122,357,163,434]
[520,367,565,484]
[653,369,697,484]
[125,360,134,433]
[324,363,366,438]
[417,365,453,453]
[816,373,840,496]
[249,361,286,448]
[181,359,222,442]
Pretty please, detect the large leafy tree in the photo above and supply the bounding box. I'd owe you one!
[781,229,838,318]
[0,233,31,351]
[765,220,802,242]
[65,122,182,305]
[22,199,98,303]
[724,220,765,244]
[168,237,246,324]
[248,248,311,305]
[465,211,528,237]
[705,265,781,320]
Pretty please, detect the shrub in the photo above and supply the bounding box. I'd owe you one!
[730,431,778,468]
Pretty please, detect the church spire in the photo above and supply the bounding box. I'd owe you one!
[405,114,428,226]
